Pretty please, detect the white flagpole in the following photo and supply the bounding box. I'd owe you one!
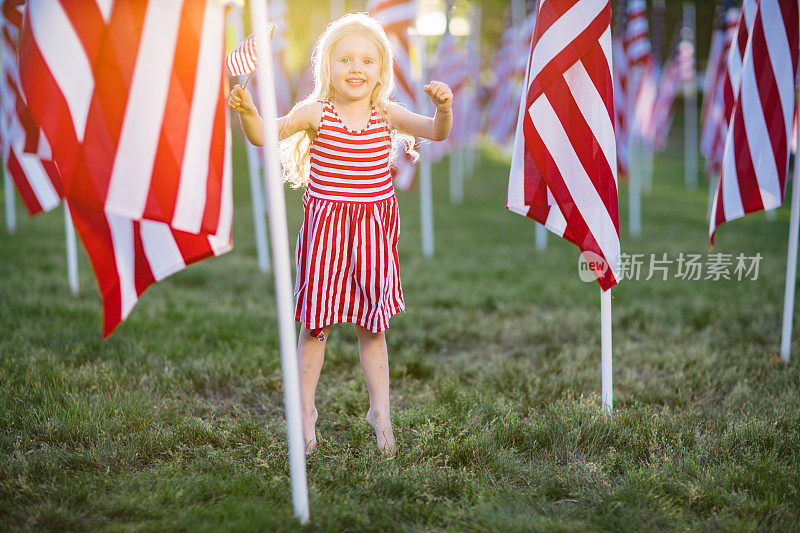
[231,8,271,273]
[64,203,79,295]
[414,32,435,258]
[708,170,718,218]
[0,48,15,235]
[0,35,15,234]
[629,134,642,237]
[642,141,653,194]
[601,288,613,413]
[3,168,15,234]
[449,145,463,204]
[249,0,309,523]
[246,141,271,273]
[535,223,548,251]
[683,2,698,190]
[779,116,800,363]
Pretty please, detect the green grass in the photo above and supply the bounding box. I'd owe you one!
[2,128,800,531]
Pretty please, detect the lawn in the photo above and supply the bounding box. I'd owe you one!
[1,128,799,531]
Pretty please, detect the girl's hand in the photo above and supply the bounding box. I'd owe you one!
[228,84,256,115]
[424,80,453,113]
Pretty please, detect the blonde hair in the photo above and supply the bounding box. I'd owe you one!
[280,12,418,188]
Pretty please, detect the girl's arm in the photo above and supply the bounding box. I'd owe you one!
[228,84,322,146]
[387,80,453,141]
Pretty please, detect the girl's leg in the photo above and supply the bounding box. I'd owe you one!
[354,324,396,455]
[297,324,332,454]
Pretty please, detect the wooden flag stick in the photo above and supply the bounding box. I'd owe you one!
[243,70,254,89]
[249,0,309,523]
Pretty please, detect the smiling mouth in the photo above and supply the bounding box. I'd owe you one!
[346,79,365,86]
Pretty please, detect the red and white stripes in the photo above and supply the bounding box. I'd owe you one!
[508,0,620,291]
[624,0,651,68]
[294,195,404,334]
[225,23,275,77]
[18,0,233,337]
[308,101,394,202]
[0,1,62,215]
[612,35,630,177]
[369,0,418,190]
[710,0,800,243]
[226,32,258,77]
[701,6,739,176]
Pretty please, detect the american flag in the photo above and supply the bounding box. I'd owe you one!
[723,0,758,130]
[18,0,233,336]
[646,47,682,152]
[612,5,630,178]
[700,3,739,176]
[485,11,536,150]
[623,0,653,141]
[226,32,259,77]
[700,1,727,153]
[225,2,289,114]
[268,0,292,115]
[624,0,651,69]
[368,0,419,191]
[631,58,657,145]
[508,0,621,291]
[710,0,800,243]
[428,31,469,162]
[0,0,61,215]
[707,0,757,177]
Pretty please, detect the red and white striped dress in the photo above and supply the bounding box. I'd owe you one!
[294,99,405,333]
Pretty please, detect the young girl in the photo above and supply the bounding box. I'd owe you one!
[228,13,452,456]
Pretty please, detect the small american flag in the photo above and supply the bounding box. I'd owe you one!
[225,22,275,77]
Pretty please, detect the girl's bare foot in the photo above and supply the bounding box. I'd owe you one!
[304,408,318,456]
[366,408,396,458]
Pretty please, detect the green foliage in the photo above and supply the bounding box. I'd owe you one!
[2,119,800,530]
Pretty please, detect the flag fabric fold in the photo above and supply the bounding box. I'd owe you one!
[710,0,800,243]
[18,0,233,337]
[0,0,62,216]
[700,4,740,176]
[508,0,620,291]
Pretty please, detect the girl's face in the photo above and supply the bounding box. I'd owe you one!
[330,33,381,104]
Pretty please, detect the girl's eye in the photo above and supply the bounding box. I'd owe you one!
[364,59,373,65]
[340,58,350,63]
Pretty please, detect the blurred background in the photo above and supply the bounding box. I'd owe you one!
[277,1,716,79]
